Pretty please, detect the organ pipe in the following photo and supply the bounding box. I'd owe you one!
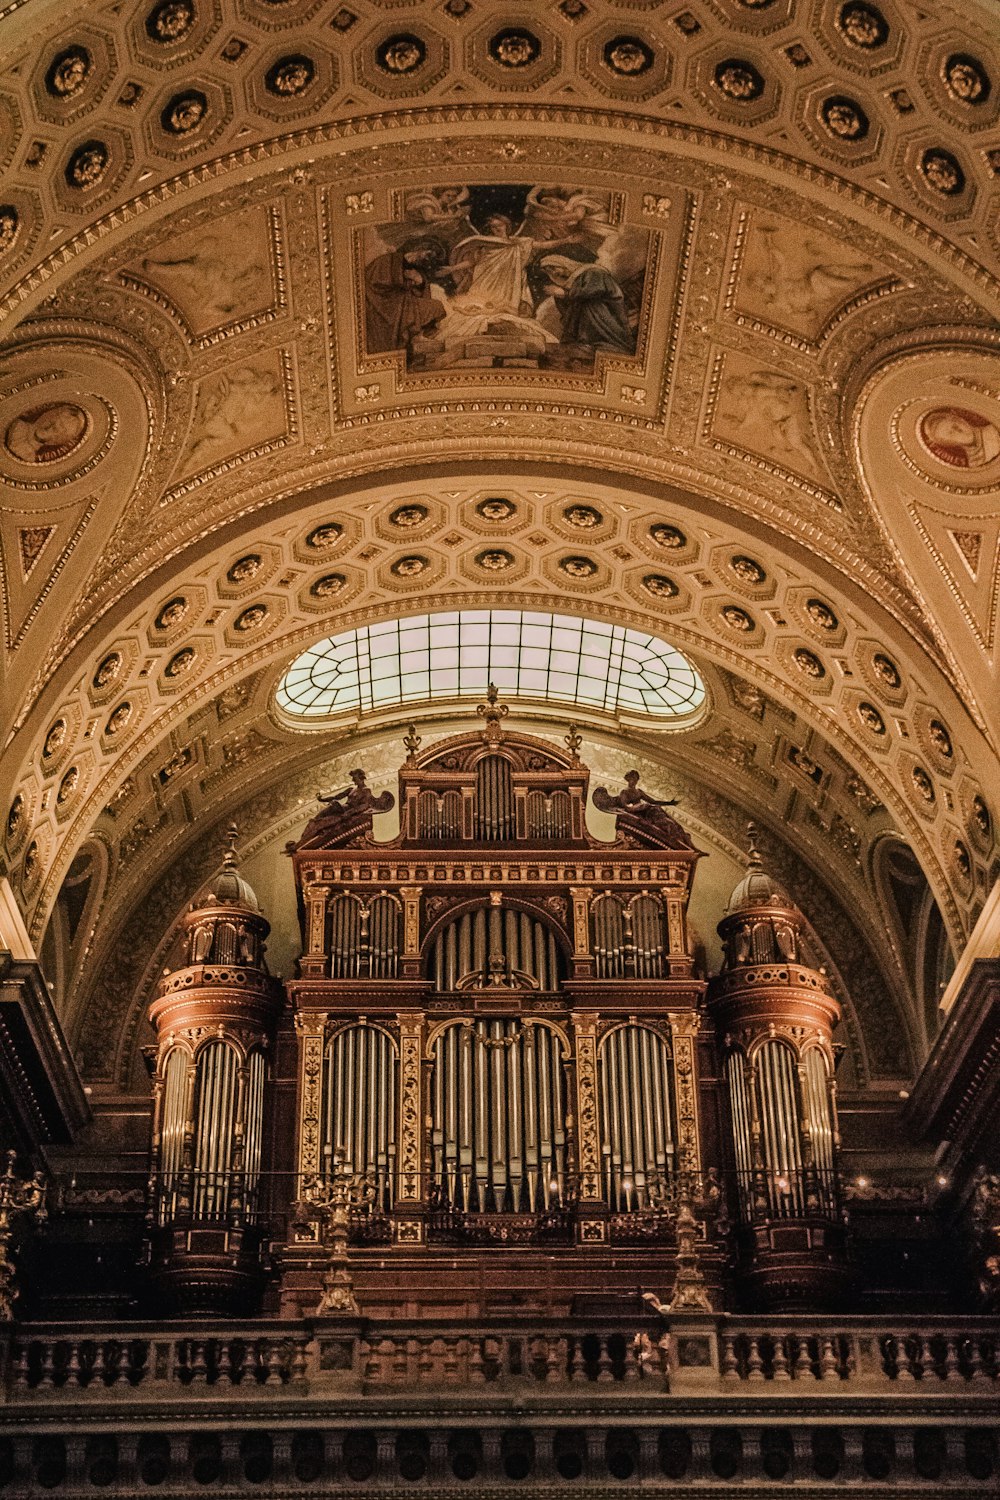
[476,755,515,841]
[592,893,667,979]
[598,1025,676,1212]
[430,1021,567,1213]
[192,1040,240,1221]
[756,1041,805,1217]
[323,1025,397,1213]
[803,1047,835,1206]
[158,1048,189,1222]
[429,907,564,990]
[726,1052,755,1219]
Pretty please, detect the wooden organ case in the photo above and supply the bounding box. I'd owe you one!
[278,694,728,1320]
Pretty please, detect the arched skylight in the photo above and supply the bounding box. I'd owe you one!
[276,611,705,721]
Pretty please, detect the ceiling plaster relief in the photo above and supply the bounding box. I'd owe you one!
[7,127,989,633]
[852,345,1000,744]
[0,339,153,663]
[119,201,284,344]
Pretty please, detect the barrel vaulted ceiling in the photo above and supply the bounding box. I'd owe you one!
[1,0,999,1086]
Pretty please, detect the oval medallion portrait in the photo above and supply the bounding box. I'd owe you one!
[4,402,90,465]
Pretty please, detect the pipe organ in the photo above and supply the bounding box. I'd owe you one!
[429,906,562,991]
[147,692,849,1317]
[592,892,667,979]
[326,892,400,978]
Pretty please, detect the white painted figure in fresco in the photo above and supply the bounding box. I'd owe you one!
[717,366,821,478]
[362,182,651,373]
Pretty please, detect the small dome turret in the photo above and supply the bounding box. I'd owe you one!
[719,825,800,970]
[725,824,792,915]
[174,825,270,973]
[209,823,260,912]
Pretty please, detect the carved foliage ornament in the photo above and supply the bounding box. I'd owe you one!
[46,47,91,99]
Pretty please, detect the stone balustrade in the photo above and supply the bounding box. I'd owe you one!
[4,1315,999,1400]
[1,1317,998,1494]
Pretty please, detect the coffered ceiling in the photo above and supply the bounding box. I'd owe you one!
[1,0,998,1086]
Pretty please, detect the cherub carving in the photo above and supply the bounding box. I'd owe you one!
[292,770,395,851]
[592,770,692,846]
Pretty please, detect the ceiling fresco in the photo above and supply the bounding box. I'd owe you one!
[0,0,998,1088]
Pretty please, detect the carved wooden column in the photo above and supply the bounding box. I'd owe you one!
[569,886,592,979]
[301,882,330,979]
[571,1011,605,1243]
[398,886,423,979]
[294,1013,327,1187]
[395,1011,425,1245]
[668,1011,703,1177]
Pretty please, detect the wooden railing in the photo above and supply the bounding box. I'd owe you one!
[4,1315,999,1400]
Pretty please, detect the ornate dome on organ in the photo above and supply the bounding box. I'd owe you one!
[206,824,262,915]
[175,824,269,972]
[719,824,803,970]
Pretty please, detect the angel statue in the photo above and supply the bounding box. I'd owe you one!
[291,770,395,852]
[592,770,692,847]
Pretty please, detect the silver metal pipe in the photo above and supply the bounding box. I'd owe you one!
[459,1023,473,1209]
[446,919,456,991]
[508,1024,523,1207]
[653,1026,668,1176]
[445,1025,458,1202]
[617,1029,636,1209]
[459,912,471,984]
[432,1031,444,1185]
[628,1025,647,1202]
[551,1028,566,1201]
[343,1026,356,1174]
[537,1021,553,1206]
[606,1032,624,1209]
[490,1021,506,1208]
[599,1032,613,1207]
[520,911,532,981]
[523,1024,539,1211]
[474,1023,488,1210]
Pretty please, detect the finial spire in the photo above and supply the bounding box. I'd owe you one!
[403,723,422,762]
[564,724,582,760]
[222,822,240,868]
[746,821,762,868]
[477,682,509,738]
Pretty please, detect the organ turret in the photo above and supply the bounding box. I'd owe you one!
[145,827,284,1313]
[708,827,849,1310]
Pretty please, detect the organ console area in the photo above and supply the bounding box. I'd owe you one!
[144,690,849,1318]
